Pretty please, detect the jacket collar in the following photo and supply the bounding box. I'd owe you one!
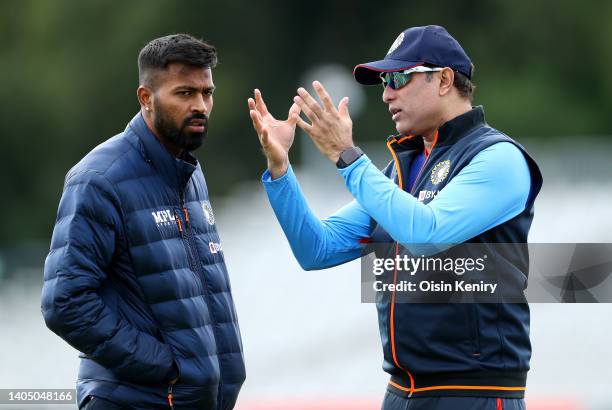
[389,106,487,151]
[126,112,197,191]
[437,105,486,146]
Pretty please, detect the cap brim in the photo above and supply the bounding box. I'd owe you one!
[353,59,423,85]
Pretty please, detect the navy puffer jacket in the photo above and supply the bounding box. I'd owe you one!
[42,113,245,409]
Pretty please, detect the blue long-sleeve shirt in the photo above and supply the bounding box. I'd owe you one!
[262,141,531,270]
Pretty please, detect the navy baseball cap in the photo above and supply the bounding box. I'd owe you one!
[354,25,473,85]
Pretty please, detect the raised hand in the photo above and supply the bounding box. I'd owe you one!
[248,89,301,179]
[292,81,354,163]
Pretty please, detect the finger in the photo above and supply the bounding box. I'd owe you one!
[247,97,256,111]
[260,126,270,147]
[249,108,262,130]
[249,109,264,135]
[313,81,335,112]
[338,96,350,117]
[287,103,301,124]
[297,87,323,117]
[293,95,318,123]
[254,89,270,116]
[294,114,313,133]
[252,116,270,149]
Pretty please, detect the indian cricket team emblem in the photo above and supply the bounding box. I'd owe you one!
[387,32,405,55]
[202,201,215,225]
[430,160,451,185]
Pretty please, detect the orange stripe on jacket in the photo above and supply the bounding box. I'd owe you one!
[389,380,526,393]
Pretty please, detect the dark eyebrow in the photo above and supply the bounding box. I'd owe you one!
[173,85,197,92]
[172,85,215,92]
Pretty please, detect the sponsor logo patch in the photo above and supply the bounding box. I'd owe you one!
[418,190,439,202]
[152,209,174,226]
[151,208,177,238]
[209,241,222,254]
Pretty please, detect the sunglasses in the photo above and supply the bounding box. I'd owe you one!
[380,66,444,90]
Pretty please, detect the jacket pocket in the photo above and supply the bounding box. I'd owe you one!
[466,303,482,357]
[101,281,163,341]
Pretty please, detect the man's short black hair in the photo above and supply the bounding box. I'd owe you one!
[453,63,475,101]
[138,34,217,88]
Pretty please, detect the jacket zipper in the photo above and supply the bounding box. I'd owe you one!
[176,192,205,295]
[385,131,438,396]
[408,130,438,196]
[176,190,223,395]
[168,193,206,408]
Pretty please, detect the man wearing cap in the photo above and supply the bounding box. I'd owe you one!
[248,25,541,410]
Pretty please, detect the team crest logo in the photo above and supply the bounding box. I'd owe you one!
[387,32,404,55]
[430,160,451,185]
[202,201,215,225]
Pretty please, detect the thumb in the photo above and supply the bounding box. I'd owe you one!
[261,127,270,147]
[287,103,301,125]
[338,97,350,117]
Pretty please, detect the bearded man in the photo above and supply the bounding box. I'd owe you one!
[42,34,245,410]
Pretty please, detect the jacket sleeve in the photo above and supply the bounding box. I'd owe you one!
[338,142,531,244]
[262,165,370,270]
[41,170,175,384]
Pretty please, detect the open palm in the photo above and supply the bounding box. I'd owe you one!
[248,89,300,178]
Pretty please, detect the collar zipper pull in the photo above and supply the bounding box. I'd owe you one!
[167,384,174,409]
[183,207,190,230]
[174,211,184,238]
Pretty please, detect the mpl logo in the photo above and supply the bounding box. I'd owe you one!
[152,209,177,239]
[152,209,174,226]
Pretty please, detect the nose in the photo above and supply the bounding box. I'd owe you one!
[382,84,395,104]
[192,94,210,115]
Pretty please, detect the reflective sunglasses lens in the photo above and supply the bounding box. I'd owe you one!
[380,72,392,88]
[381,72,412,89]
[392,72,411,89]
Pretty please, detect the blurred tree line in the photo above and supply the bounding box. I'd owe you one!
[1,0,611,245]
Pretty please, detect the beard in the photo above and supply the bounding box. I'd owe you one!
[153,103,209,152]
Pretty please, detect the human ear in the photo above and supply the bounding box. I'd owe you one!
[137,86,154,112]
[439,68,454,96]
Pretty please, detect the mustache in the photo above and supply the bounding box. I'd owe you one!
[182,113,209,127]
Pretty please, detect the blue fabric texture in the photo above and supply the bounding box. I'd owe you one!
[42,113,245,410]
[407,151,427,190]
[381,392,525,410]
[262,141,530,266]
